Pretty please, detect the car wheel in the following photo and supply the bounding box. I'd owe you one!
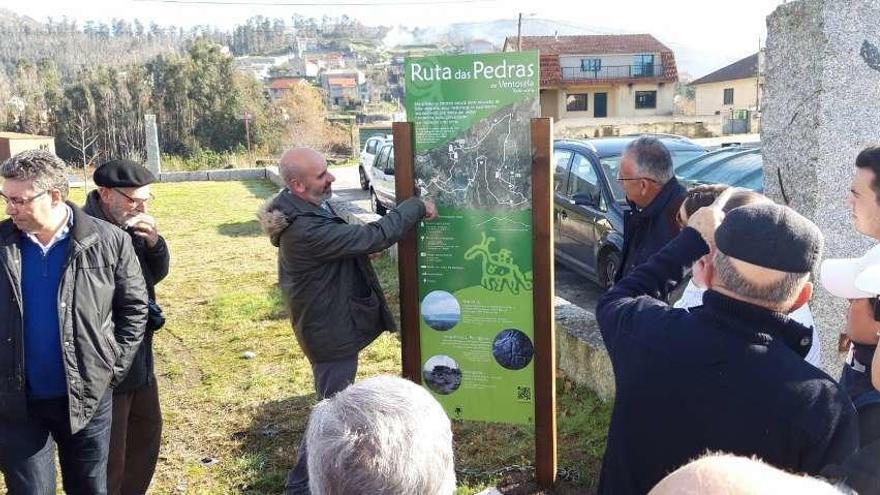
[359,167,369,190]
[600,250,621,289]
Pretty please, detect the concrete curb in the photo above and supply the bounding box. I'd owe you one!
[158,168,271,183]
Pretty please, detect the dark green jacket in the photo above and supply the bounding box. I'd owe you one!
[258,190,425,363]
[0,203,148,433]
[83,190,170,394]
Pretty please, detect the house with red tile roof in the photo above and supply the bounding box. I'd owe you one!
[320,69,368,108]
[267,77,311,101]
[503,34,678,121]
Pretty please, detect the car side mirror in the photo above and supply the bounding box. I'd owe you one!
[384,168,395,176]
[573,191,599,207]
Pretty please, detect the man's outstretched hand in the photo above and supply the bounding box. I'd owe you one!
[422,198,438,220]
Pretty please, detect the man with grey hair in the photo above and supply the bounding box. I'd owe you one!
[615,136,687,298]
[305,375,456,495]
[258,147,437,494]
[596,193,858,494]
[0,150,148,494]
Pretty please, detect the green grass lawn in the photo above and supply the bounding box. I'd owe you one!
[1,180,611,494]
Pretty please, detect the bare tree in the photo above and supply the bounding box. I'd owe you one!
[65,113,101,188]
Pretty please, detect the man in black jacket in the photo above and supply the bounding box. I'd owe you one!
[597,198,858,495]
[83,159,170,495]
[615,136,687,299]
[258,147,437,495]
[0,150,148,494]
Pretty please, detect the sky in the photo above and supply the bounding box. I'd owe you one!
[0,0,788,76]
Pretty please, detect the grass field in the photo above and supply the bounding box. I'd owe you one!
[2,181,611,494]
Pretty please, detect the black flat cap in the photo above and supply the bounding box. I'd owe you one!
[93,159,156,188]
[715,202,823,273]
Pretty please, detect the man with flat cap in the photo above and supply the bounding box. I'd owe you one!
[83,159,169,495]
[596,195,858,495]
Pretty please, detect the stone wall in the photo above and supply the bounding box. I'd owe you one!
[763,0,880,373]
[556,115,719,139]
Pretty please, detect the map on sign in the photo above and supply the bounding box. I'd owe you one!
[414,98,539,210]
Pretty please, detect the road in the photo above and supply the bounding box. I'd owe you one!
[330,164,604,312]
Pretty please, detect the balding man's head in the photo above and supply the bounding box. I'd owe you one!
[279,147,334,206]
[279,147,324,182]
[649,454,843,495]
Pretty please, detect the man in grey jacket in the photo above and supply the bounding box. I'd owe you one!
[258,147,436,494]
[0,150,148,494]
[83,159,170,495]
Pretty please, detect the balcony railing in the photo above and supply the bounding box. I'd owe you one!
[561,64,666,81]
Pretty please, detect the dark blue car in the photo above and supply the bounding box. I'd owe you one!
[554,136,706,287]
[676,146,763,192]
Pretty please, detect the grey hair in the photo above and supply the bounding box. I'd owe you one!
[306,375,456,495]
[713,251,809,307]
[624,136,673,184]
[279,158,296,183]
[1,149,70,199]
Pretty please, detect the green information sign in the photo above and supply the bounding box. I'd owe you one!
[405,52,540,424]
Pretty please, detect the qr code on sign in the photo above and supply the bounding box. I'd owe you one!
[516,386,532,402]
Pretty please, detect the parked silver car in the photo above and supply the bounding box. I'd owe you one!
[359,134,392,190]
[369,142,397,215]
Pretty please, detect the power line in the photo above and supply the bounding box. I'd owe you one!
[134,0,497,5]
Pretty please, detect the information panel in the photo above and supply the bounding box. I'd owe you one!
[405,52,540,424]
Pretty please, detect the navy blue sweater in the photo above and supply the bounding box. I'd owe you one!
[20,235,69,399]
[616,177,686,301]
[597,227,859,495]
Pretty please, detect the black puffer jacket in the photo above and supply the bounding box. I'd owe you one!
[258,190,425,363]
[83,190,170,393]
[0,203,148,433]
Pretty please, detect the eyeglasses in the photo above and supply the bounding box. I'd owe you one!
[0,190,48,207]
[616,176,658,183]
[872,297,880,322]
[114,188,154,206]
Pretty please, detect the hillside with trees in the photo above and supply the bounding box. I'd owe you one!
[0,11,382,168]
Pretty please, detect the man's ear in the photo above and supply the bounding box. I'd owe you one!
[700,254,716,289]
[287,178,302,193]
[788,281,813,313]
[97,186,113,203]
[49,189,64,207]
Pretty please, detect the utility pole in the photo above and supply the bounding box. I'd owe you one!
[243,111,252,153]
[517,13,523,51]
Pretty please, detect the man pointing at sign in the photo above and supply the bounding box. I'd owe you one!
[258,147,436,494]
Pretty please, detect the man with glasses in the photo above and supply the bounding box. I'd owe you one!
[0,150,148,494]
[83,159,169,495]
[615,136,687,299]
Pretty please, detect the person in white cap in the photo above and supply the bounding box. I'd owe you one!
[820,248,880,434]
[819,246,880,494]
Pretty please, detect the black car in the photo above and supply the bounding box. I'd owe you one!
[554,136,706,287]
[676,146,763,192]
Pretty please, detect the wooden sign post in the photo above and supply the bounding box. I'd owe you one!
[394,118,557,488]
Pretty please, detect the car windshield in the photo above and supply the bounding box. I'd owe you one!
[675,148,751,179]
[733,168,764,191]
[600,149,706,202]
[692,153,762,185]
